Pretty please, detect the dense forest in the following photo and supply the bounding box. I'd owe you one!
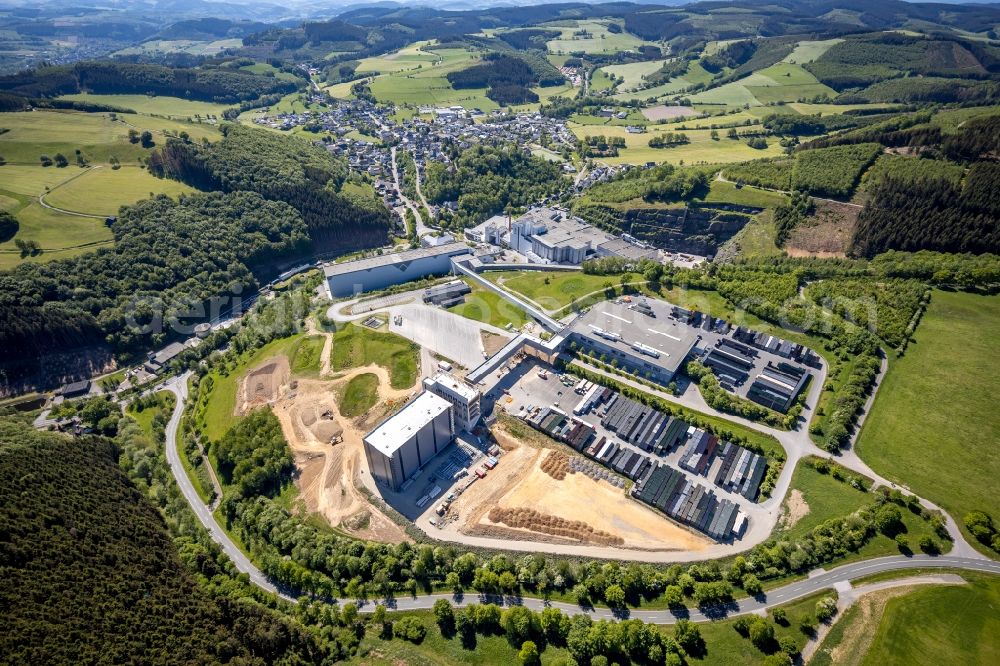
[423,144,568,229]
[447,54,548,106]
[212,409,294,499]
[0,61,300,103]
[148,123,393,252]
[851,166,1000,257]
[0,419,325,664]
[0,192,307,365]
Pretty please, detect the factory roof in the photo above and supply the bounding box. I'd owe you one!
[364,391,452,457]
[566,299,700,376]
[426,372,479,401]
[323,243,470,279]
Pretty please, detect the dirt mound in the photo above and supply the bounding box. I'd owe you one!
[488,507,625,546]
[312,419,343,442]
[541,450,572,480]
[239,356,290,413]
[300,406,317,427]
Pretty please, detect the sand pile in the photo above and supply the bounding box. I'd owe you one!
[239,357,290,412]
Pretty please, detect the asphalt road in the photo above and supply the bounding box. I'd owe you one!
[161,372,292,601]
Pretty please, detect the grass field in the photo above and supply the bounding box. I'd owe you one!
[43,166,196,216]
[778,460,873,541]
[447,281,530,329]
[544,20,651,55]
[0,109,219,268]
[348,609,573,665]
[686,63,835,108]
[339,373,380,418]
[329,323,420,389]
[724,210,783,259]
[568,122,786,166]
[113,38,243,58]
[198,335,305,442]
[58,93,233,119]
[612,61,713,103]
[0,109,219,165]
[0,164,116,269]
[698,179,788,209]
[813,572,1000,666]
[600,58,672,90]
[781,39,844,64]
[588,67,614,93]
[856,290,1000,555]
[486,270,644,311]
[290,335,325,376]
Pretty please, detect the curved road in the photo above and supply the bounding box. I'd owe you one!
[161,371,998,619]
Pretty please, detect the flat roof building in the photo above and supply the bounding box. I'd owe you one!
[424,372,481,431]
[565,299,699,385]
[363,392,455,491]
[324,243,471,298]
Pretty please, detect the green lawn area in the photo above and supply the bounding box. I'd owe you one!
[339,373,380,418]
[813,572,1000,666]
[861,572,1000,665]
[856,290,1000,556]
[777,459,874,541]
[329,323,420,390]
[589,67,614,92]
[291,335,325,376]
[58,93,233,119]
[725,210,783,259]
[686,63,835,108]
[447,281,530,329]
[486,270,643,311]
[43,165,196,216]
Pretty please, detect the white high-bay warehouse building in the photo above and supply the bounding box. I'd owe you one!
[323,243,471,298]
[363,392,455,491]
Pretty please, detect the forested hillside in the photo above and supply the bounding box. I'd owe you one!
[422,144,568,229]
[0,61,300,103]
[0,192,306,367]
[0,419,323,664]
[148,124,393,252]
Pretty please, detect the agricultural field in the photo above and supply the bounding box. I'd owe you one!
[0,109,218,165]
[43,166,197,217]
[600,58,673,91]
[687,63,835,107]
[543,20,652,55]
[781,38,844,64]
[568,122,786,166]
[112,38,243,58]
[857,290,1000,555]
[612,61,713,103]
[58,93,233,119]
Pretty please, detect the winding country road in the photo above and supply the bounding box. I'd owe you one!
[161,368,997,619]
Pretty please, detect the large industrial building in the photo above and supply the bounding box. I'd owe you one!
[324,243,471,298]
[565,299,699,385]
[363,392,455,491]
[423,372,482,431]
[465,207,658,265]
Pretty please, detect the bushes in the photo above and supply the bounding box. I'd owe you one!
[806,278,927,348]
[392,616,427,643]
[964,511,1000,553]
[212,409,294,498]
